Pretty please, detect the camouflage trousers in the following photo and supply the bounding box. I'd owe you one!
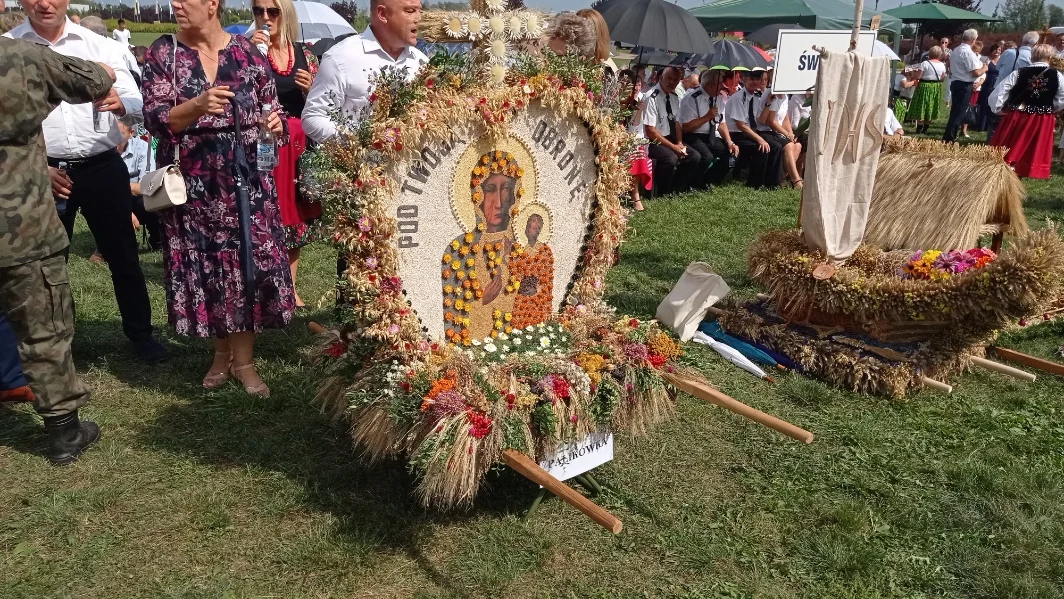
[0,252,90,417]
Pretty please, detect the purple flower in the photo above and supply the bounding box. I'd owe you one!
[623,343,649,362]
[431,390,467,417]
[365,256,379,270]
[388,324,400,335]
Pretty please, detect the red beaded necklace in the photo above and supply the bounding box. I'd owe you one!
[268,44,294,77]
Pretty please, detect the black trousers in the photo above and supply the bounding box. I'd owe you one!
[131,196,162,251]
[685,133,732,186]
[51,150,154,343]
[943,80,974,142]
[731,131,784,189]
[647,142,702,196]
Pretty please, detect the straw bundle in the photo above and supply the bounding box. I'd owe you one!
[865,137,1027,251]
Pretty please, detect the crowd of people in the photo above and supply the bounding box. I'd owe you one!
[2,0,1063,467]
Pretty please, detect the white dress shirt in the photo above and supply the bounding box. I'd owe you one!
[112,27,132,46]
[988,62,1064,115]
[302,27,428,143]
[724,88,758,133]
[755,92,788,132]
[121,137,153,189]
[678,87,719,135]
[950,43,984,83]
[642,84,681,139]
[788,94,810,129]
[5,19,143,160]
[884,108,903,135]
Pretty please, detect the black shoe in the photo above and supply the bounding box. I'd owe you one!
[132,337,169,364]
[43,411,100,466]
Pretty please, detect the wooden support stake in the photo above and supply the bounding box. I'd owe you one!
[706,306,728,317]
[920,376,952,394]
[502,449,623,534]
[993,347,1064,377]
[308,321,327,335]
[970,356,1037,383]
[663,372,814,444]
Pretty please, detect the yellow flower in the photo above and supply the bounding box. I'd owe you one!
[451,260,461,270]
[476,223,486,232]
[459,246,469,256]
[490,330,498,338]
[455,299,465,310]
[468,271,477,280]
[517,168,525,177]
[444,285,454,294]
[495,150,503,160]
[466,258,475,267]
[495,320,504,329]
[451,240,460,250]
[456,271,466,280]
[442,254,452,263]
[488,251,496,260]
[505,326,513,334]
[464,290,473,300]
[504,312,512,322]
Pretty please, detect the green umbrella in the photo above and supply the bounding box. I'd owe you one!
[882,0,999,23]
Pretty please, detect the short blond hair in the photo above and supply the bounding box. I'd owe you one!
[1031,43,1056,63]
[928,45,944,60]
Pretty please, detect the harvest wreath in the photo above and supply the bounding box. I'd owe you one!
[301,47,703,510]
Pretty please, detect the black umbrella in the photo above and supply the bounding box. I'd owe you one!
[697,39,770,71]
[595,0,715,55]
[230,101,258,312]
[632,50,680,67]
[744,23,806,47]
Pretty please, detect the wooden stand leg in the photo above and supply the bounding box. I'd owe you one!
[993,347,1064,377]
[503,450,623,534]
[920,376,953,394]
[970,356,1037,382]
[663,372,814,444]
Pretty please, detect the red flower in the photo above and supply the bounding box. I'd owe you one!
[394,142,404,151]
[426,78,435,88]
[628,318,639,328]
[324,341,347,358]
[372,140,384,150]
[381,276,403,295]
[355,178,364,188]
[467,411,493,439]
[369,93,377,103]
[649,354,667,368]
[400,381,412,393]
[479,97,487,105]
[550,376,571,399]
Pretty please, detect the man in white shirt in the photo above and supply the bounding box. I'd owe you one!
[679,69,737,188]
[884,107,904,137]
[6,0,166,363]
[643,65,702,196]
[943,29,988,142]
[724,71,783,189]
[111,18,131,48]
[302,0,427,144]
[675,69,698,101]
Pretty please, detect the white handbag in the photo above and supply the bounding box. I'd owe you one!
[142,35,187,213]
[655,262,731,342]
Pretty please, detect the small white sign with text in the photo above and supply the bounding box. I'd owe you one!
[772,29,877,94]
[538,433,613,481]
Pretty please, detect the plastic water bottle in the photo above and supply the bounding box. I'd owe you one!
[257,103,277,172]
[256,24,270,58]
[55,161,69,214]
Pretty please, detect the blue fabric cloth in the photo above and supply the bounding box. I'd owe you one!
[997,46,1032,83]
[0,311,28,391]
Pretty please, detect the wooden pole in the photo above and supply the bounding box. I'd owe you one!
[502,450,623,534]
[920,376,952,394]
[970,356,1037,383]
[663,372,814,444]
[993,347,1064,377]
[850,0,864,50]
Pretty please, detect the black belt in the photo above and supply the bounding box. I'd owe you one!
[47,148,119,170]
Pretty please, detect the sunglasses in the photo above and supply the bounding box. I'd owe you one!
[252,6,281,17]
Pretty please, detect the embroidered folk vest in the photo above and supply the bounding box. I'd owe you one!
[1005,66,1059,114]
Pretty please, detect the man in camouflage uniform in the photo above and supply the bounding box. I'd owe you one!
[0,36,115,465]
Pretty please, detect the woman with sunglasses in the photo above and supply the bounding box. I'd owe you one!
[251,0,319,309]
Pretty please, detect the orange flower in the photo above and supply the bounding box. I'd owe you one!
[442,269,453,278]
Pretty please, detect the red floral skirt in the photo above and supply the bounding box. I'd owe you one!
[990,111,1055,179]
[275,116,322,247]
[629,144,653,191]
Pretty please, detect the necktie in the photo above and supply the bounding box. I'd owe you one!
[664,93,679,143]
[747,91,761,129]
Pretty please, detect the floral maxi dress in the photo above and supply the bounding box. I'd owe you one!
[142,35,295,338]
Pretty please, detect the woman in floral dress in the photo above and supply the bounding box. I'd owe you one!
[142,0,295,397]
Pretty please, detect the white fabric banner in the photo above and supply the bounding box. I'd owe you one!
[772,30,877,94]
[801,50,891,262]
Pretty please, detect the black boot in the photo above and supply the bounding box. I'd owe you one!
[42,411,100,466]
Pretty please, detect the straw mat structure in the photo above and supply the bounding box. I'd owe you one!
[865,138,1027,251]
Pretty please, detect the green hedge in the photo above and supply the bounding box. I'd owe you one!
[103,19,179,33]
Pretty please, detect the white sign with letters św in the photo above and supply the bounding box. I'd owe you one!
[538,433,613,481]
[771,29,877,94]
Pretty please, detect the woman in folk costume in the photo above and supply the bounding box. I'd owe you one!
[908,45,948,134]
[989,44,1064,179]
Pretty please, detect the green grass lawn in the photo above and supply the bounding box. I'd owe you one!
[129,32,165,47]
[2,146,1063,598]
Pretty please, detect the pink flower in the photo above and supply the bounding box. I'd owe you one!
[388,324,400,335]
[364,256,379,270]
[357,217,372,232]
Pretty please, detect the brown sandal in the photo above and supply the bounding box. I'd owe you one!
[231,364,270,398]
[202,352,232,389]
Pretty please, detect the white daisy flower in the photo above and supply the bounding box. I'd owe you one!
[444,14,465,38]
[498,333,509,341]
[489,16,506,35]
[472,339,481,346]
[539,337,551,348]
[485,0,505,11]
[485,343,498,353]
[513,337,523,345]
[506,15,524,39]
[466,15,485,36]
[524,14,542,37]
[490,63,507,83]
[490,39,508,60]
